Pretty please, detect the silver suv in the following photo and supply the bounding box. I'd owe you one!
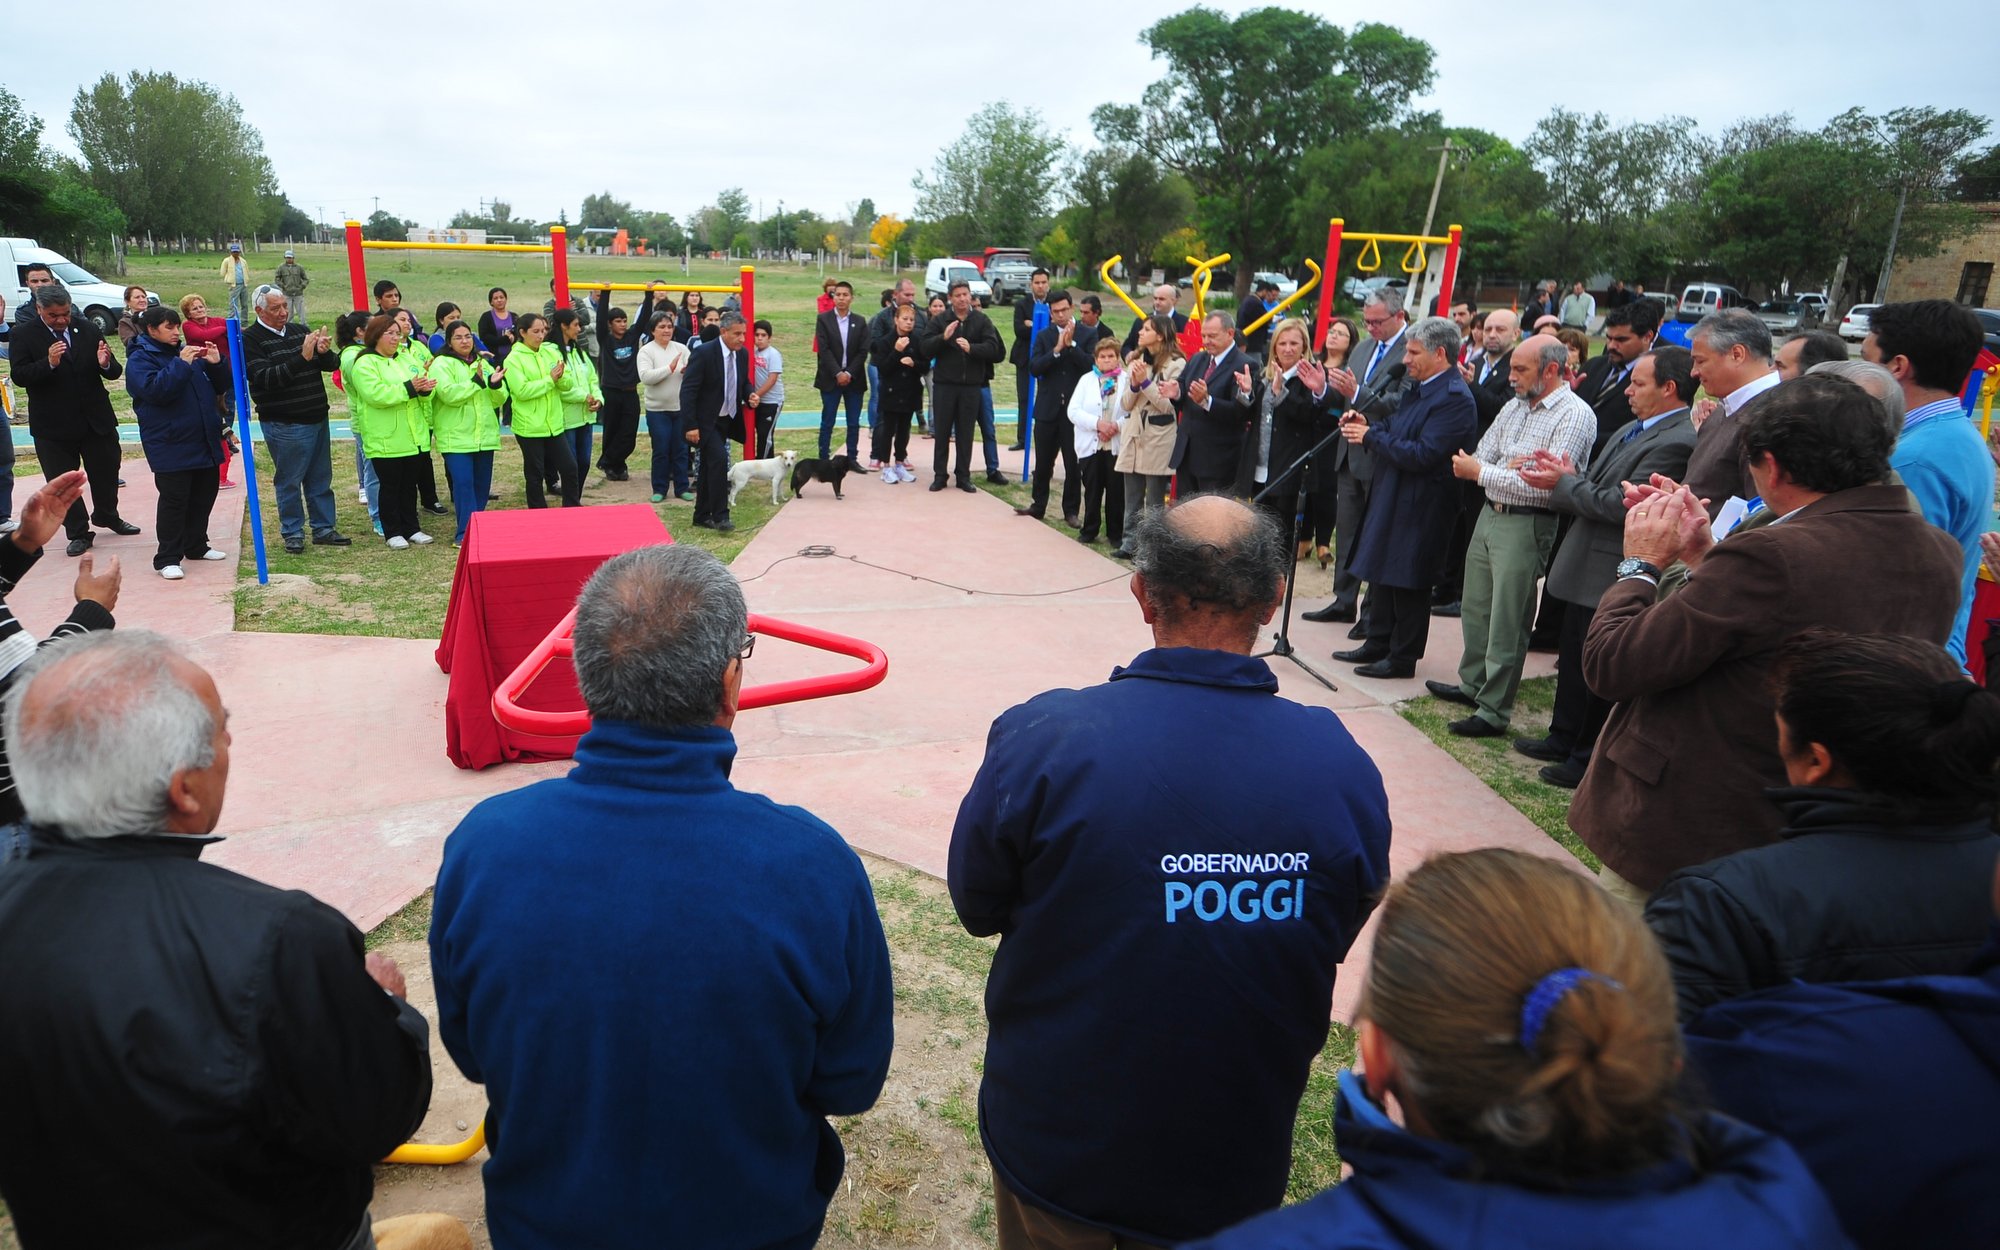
[985,258,1037,303]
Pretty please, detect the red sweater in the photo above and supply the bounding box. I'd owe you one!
[182,317,230,368]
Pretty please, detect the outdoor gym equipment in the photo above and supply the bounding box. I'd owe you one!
[1308,220,1463,351]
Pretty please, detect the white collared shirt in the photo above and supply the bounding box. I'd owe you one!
[1720,368,1780,417]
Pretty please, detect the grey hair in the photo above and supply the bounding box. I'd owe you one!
[1204,310,1236,335]
[1691,308,1773,362]
[1809,359,1905,450]
[253,284,287,312]
[1132,495,1286,642]
[1407,315,1461,364]
[1528,336,1570,374]
[572,544,748,729]
[1368,286,1406,318]
[718,310,747,332]
[32,285,70,309]
[4,632,218,839]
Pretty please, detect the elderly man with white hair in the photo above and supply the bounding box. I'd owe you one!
[0,630,459,1250]
[241,282,350,555]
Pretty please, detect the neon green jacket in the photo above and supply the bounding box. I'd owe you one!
[556,344,600,430]
[503,342,565,438]
[395,339,435,435]
[428,354,503,454]
[346,351,428,459]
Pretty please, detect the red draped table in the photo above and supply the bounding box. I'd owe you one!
[436,504,671,769]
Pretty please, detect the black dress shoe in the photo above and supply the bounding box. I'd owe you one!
[1425,680,1477,707]
[99,518,142,536]
[1301,603,1356,624]
[957,480,978,493]
[313,531,353,547]
[1448,716,1505,738]
[488,493,500,501]
[1063,513,1081,529]
[1077,533,1099,545]
[1353,659,1416,679]
[1333,644,1387,664]
[714,521,735,533]
[1540,759,1586,789]
[66,535,93,557]
[1013,506,1044,518]
[1006,443,1025,452]
[986,469,1008,484]
[422,502,449,515]
[1431,601,1462,618]
[1512,736,1568,763]
[1347,621,1368,640]
[283,537,306,555]
[930,478,948,492]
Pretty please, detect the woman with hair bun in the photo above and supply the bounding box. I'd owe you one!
[1191,848,1851,1250]
[1647,628,2000,1021]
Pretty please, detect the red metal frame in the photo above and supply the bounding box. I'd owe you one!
[493,610,889,741]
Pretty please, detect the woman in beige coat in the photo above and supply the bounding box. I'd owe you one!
[1112,314,1185,558]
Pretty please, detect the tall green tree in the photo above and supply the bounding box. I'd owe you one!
[1095,8,1434,301]
[362,210,415,241]
[714,188,752,250]
[580,191,635,230]
[912,103,1068,248]
[67,71,271,240]
[1060,142,1196,288]
[0,87,125,253]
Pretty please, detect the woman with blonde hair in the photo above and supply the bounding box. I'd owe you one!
[1239,318,1332,546]
[1109,314,1185,559]
[1192,848,1851,1250]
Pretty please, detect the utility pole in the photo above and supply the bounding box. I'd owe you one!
[373,196,380,216]
[1876,181,1909,304]
[1419,136,1463,241]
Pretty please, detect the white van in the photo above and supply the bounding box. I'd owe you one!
[923,258,993,307]
[2,238,154,335]
[1674,281,1752,324]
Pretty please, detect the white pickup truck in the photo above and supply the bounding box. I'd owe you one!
[3,238,154,335]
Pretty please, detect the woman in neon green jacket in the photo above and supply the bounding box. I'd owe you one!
[345,314,437,547]
[392,308,447,517]
[501,313,578,508]
[430,320,505,545]
[334,311,381,533]
[549,308,601,495]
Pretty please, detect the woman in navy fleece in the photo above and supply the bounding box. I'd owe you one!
[1191,849,1852,1250]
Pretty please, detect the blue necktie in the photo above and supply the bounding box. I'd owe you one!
[1621,422,1644,445]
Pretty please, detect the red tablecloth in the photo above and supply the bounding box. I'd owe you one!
[437,504,671,769]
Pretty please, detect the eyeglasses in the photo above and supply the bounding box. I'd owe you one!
[1362,316,1388,327]
[737,634,756,661]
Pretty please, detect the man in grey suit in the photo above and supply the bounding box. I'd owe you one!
[1303,289,1408,625]
[1512,346,1700,787]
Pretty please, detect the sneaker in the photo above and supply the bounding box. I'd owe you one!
[372,521,384,537]
[868,459,883,471]
[357,488,369,503]
[0,519,16,534]
[894,463,916,483]
[881,466,898,484]
[675,491,694,502]
[409,532,434,545]
[283,537,305,555]
[198,549,229,561]
[158,564,185,580]
[422,502,448,515]
[986,469,1008,485]
[219,480,238,490]
[386,535,409,550]
[651,493,666,503]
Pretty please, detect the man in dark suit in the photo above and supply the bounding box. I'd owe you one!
[684,311,754,532]
[10,287,139,556]
[1016,292,1090,525]
[1570,376,1962,906]
[1329,316,1477,678]
[1007,269,1052,452]
[813,281,869,462]
[921,281,1007,493]
[1123,284,1188,355]
[1513,346,1699,788]
[1303,290,1409,625]
[1169,312,1258,494]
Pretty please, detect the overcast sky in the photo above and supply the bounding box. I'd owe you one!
[10,1,1998,231]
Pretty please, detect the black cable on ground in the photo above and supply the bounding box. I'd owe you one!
[735,545,1129,598]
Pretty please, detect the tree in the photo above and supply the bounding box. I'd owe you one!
[0,86,45,177]
[714,188,752,249]
[1952,141,2000,200]
[580,191,635,230]
[0,89,125,253]
[363,210,415,241]
[1036,224,1079,274]
[1095,8,1434,300]
[67,71,271,240]
[1061,141,1196,288]
[450,200,539,238]
[851,198,877,230]
[868,213,907,259]
[913,103,1068,247]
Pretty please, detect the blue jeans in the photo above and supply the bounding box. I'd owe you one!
[351,432,379,524]
[564,425,593,485]
[979,388,1000,470]
[647,410,690,495]
[818,382,864,459]
[442,450,494,541]
[865,363,881,430]
[263,421,337,540]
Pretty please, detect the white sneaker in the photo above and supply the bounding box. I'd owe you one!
[895,463,916,483]
[158,564,184,580]
[881,466,898,484]
[199,549,229,561]
[409,532,434,545]
[0,519,17,534]
[357,488,369,503]
[386,535,409,550]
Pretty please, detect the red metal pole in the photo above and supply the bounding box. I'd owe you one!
[740,265,757,450]
[345,221,367,311]
[550,226,570,310]
[1437,225,1462,322]
[1314,218,1344,351]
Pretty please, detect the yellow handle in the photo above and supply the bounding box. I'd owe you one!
[1098,256,1151,321]
[385,1120,486,1166]
[1354,238,1383,273]
[1399,241,1428,275]
[1238,259,1323,337]
[1186,253,1232,320]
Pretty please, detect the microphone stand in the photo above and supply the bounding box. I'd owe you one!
[1252,417,1354,692]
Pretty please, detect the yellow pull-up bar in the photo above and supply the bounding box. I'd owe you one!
[358,240,553,253]
[566,282,745,295]
[1333,227,1457,246]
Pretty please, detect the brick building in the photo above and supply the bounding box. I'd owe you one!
[1888,201,2000,306]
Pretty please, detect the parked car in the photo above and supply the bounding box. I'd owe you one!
[1793,291,1830,324]
[1252,271,1299,297]
[1675,281,1752,324]
[1341,274,1407,303]
[1837,303,1879,342]
[3,237,156,336]
[1755,296,1822,334]
[923,258,993,307]
[984,256,1038,303]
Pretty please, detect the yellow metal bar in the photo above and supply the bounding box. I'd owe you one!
[1329,229,1455,246]
[1981,365,1998,441]
[361,240,552,253]
[566,282,743,294]
[1187,253,1231,321]
[1354,238,1383,273]
[1398,241,1428,274]
[1098,256,1150,321]
[1239,259,1323,336]
[386,1121,486,1166]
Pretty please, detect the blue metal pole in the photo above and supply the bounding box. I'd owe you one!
[224,319,269,585]
[1022,302,1050,481]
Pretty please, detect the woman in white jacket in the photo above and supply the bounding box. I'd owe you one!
[1068,335,1128,548]
[637,311,691,502]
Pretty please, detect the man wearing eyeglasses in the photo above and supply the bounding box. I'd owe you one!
[1302,289,1408,627]
[431,543,894,1250]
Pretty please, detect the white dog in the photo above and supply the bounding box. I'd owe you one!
[727,449,798,506]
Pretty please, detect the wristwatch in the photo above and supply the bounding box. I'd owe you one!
[1615,557,1661,583]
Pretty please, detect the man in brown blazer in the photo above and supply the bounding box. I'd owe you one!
[1569,375,1962,905]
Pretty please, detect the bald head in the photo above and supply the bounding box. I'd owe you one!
[1130,495,1286,651]
[1151,284,1179,314]
[1509,334,1569,400]
[1481,309,1518,355]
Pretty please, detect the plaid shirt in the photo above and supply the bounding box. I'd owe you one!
[1474,383,1596,508]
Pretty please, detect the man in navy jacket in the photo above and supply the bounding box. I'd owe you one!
[949,494,1392,1246]
[432,543,893,1250]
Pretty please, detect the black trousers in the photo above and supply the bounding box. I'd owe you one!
[1028,402,1080,518]
[517,435,578,509]
[599,389,641,473]
[755,403,779,460]
[152,466,220,568]
[871,410,913,464]
[693,424,731,524]
[932,384,981,482]
[1307,486,1337,548]
[1078,450,1126,543]
[371,453,424,539]
[1549,595,1613,766]
[1331,466,1370,611]
[1529,517,1573,644]
[1013,362,1033,443]
[33,430,123,540]
[1365,583,1435,665]
[1254,483,1301,547]
[416,450,440,507]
